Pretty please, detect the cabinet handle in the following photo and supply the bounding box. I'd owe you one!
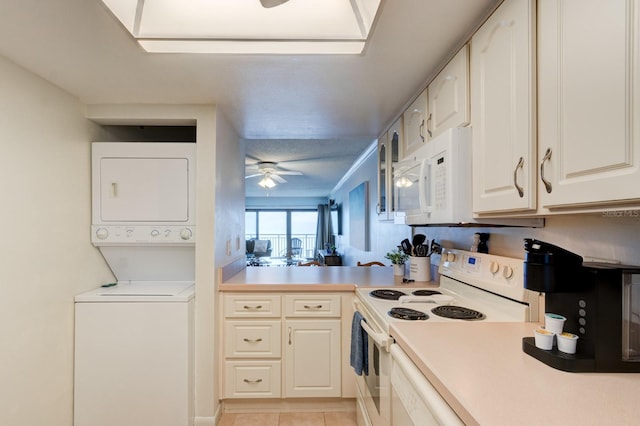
[243,338,263,343]
[419,119,425,142]
[304,305,323,310]
[375,203,381,215]
[243,378,263,384]
[243,305,263,310]
[540,148,553,193]
[288,327,292,345]
[111,182,118,198]
[426,113,433,138]
[513,157,525,198]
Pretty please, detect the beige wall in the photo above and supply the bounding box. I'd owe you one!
[0,55,114,425]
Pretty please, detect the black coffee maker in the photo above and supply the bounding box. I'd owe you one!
[522,238,640,372]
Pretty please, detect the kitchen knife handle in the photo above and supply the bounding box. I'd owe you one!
[513,157,524,198]
[540,147,553,193]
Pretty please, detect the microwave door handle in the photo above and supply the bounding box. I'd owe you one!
[359,320,393,352]
[419,160,432,214]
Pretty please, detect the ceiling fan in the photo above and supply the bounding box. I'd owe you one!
[245,161,303,188]
[260,0,290,8]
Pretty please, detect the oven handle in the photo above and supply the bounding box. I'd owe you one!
[360,319,393,352]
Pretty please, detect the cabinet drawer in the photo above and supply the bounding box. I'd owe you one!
[224,320,281,358]
[223,360,281,399]
[284,294,341,317]
[224,294,281,318]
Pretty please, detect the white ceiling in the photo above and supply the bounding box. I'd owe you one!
[0,0,500,198]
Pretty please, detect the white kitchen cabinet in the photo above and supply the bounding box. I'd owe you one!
[537,0,640,209]
[402,88,429,157]
[222,293,343,400]
[376,117,402,221]
[284,319,341,398]
[428,45,470,140]
[471,0,537,214]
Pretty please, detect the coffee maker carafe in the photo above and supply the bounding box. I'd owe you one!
[522,239,640,372]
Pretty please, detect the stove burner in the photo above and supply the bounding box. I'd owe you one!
[431,305,485,321]
[370,289,407,300]
[412,289,442,296]
[388,307,429,321]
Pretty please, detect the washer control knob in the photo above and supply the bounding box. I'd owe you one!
[180,228,193,241]
[446,252,456,262]
[95,228,109,240]
[502,265,514,279]
[150,229,160,237]
[489,261,500,274]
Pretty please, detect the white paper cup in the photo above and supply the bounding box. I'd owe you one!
[557,332,579,354]
[534,328,555,350]
[544,313,566,335]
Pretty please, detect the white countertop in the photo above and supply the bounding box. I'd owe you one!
[390,321,640,426]
[220,265,438,292]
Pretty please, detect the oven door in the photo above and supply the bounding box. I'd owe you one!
[353,299,392,426]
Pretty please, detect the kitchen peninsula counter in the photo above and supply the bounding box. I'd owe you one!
[390,321,640,426]
[220,265,438,292]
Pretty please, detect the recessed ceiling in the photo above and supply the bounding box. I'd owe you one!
[99,0,382,54]
[0,0,500,198]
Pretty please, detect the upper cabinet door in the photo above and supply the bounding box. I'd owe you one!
[428,45,470,140]
[538,0,640,208]
[402,88,429,157]
[471,0,537,214]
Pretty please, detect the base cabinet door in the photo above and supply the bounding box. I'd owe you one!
[471,0,537,213]
[538,0,640,209]
[284,319,341,398]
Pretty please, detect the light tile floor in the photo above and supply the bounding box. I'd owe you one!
[218,411,357,426]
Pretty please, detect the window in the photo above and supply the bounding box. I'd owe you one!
[246,209,317,259]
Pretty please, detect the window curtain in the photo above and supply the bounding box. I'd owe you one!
[314,204,333,258]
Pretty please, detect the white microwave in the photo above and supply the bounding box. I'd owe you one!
[395,128,543,227]
[395,127,472,225]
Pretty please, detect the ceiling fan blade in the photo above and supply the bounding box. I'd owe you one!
[245,173,263,179]
[260,0,290,8]
[276,171,303,176]
[271,174,287,183]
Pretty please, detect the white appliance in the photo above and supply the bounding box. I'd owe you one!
[394,127,542,227]
[74,282,194,426]
[91,142,196,244]
[352,249,539,426]
[74,141,197,426]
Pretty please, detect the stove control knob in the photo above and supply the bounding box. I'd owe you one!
[502,265,514,279]
[150,229,160,237]
[446,252,456,262]
[95,227,108,240]
[180,228,193,241]
[489,261,500,274]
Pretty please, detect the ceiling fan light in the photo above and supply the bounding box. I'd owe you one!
[258,175,277,188]
[395,176,413,188]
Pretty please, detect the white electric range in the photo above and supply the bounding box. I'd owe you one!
[352,249,539,426]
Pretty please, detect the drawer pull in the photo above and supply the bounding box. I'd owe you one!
[243,378,263,384]
[242,338,263,343]
[304,304,323,310]
[243,305,263,310]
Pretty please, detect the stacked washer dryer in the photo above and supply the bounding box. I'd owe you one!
[74,142,196,426]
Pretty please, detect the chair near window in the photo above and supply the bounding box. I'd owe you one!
[298,260,322,266]
[291,238,303,258]
[357,261,386,267]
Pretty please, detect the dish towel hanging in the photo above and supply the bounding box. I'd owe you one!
[349,311,368,376]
